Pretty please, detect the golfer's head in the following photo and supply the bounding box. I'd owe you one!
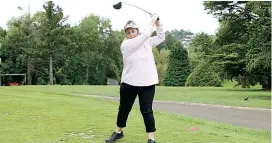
[124,20,139,39]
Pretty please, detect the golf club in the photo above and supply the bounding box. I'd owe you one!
[113,2,159,20]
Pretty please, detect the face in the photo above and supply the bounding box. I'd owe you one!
[125,28,138,39]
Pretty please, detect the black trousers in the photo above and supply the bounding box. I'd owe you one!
[116,82,156,133]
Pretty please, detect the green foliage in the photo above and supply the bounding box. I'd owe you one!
[152,48,169,85]
[1,1,197,86]
[0,1,124,86]
[1,1,270,89]
[0,13,39,85]
[245,1,271,89]
[190,32,214,55]
[209,43,247,79]
[204,1,271,89]
[245,2,271,71]
[41,1,69,85]
[185,62,222,87]
[164,32,176,51]
[204,1,249,21]
[0,27,6,48]
[188,32,214,70]
[164,41,190,86]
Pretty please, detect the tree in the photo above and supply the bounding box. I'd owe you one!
[39,1,69,85]
[188,32,215,70]
[65,14,123,85]
[204,1,271,89]
[152,48,167,85]
[163,32,176,51]
[164,41,191,86]
[245,1,271,89]
[0,1,128,86]
[0,14,39,85]
[0,27,6,73]
[0,27,6,41]
[0,27,6,54]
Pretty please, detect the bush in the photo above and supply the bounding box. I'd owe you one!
[185,62,222,87]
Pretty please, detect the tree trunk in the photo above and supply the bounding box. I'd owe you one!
[85,64,89,85]
[32,72,37,85]
[49,56,53,85]
[240,75,250,88]
[268,76,271,90]
[27,58,32,85]
[262,76,271,90]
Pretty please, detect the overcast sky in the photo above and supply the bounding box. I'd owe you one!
[0,0,219,35]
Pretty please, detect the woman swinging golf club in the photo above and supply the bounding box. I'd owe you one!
[106,13,165,143]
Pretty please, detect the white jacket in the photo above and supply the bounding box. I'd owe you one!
[120,24,165,86]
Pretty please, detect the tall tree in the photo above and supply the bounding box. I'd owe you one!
[204,1,271,89]
[164,41,191,86]
[0,27,6,73]
[39,1,69,85]
[0,14,38,84]
[54,14,124,85]
[245,1,271,89]
[188,32,214,70]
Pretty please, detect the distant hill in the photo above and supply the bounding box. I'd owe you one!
[166,29,195,49]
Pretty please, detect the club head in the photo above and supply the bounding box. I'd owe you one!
[113,2,122,9]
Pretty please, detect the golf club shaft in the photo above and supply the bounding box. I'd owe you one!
[122,2,152,15]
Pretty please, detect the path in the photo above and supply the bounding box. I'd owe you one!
[73,93,271,131]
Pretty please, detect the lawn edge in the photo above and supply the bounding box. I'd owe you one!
[72,93,271,112]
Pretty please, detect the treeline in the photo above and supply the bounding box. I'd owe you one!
[186,1,271,89]
[0,1,124,85]
[152,1,271,89]
[0,1,270,90]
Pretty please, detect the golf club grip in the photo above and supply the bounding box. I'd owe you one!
[149,13,160,21]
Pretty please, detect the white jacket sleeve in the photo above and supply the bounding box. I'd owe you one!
[121,25,154,56]
[149,25,165,48]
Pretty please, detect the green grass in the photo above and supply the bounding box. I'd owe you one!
[3,85,271,109]
[0,88,270,143]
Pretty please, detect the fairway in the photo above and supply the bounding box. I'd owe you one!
[3,85,271,109]
[1,1,271,143]
[0,86,270,143]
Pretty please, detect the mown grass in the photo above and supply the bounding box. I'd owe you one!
[2,84,270,109]
[0,88,270,143]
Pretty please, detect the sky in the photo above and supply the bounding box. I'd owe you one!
[0,0,219,35]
